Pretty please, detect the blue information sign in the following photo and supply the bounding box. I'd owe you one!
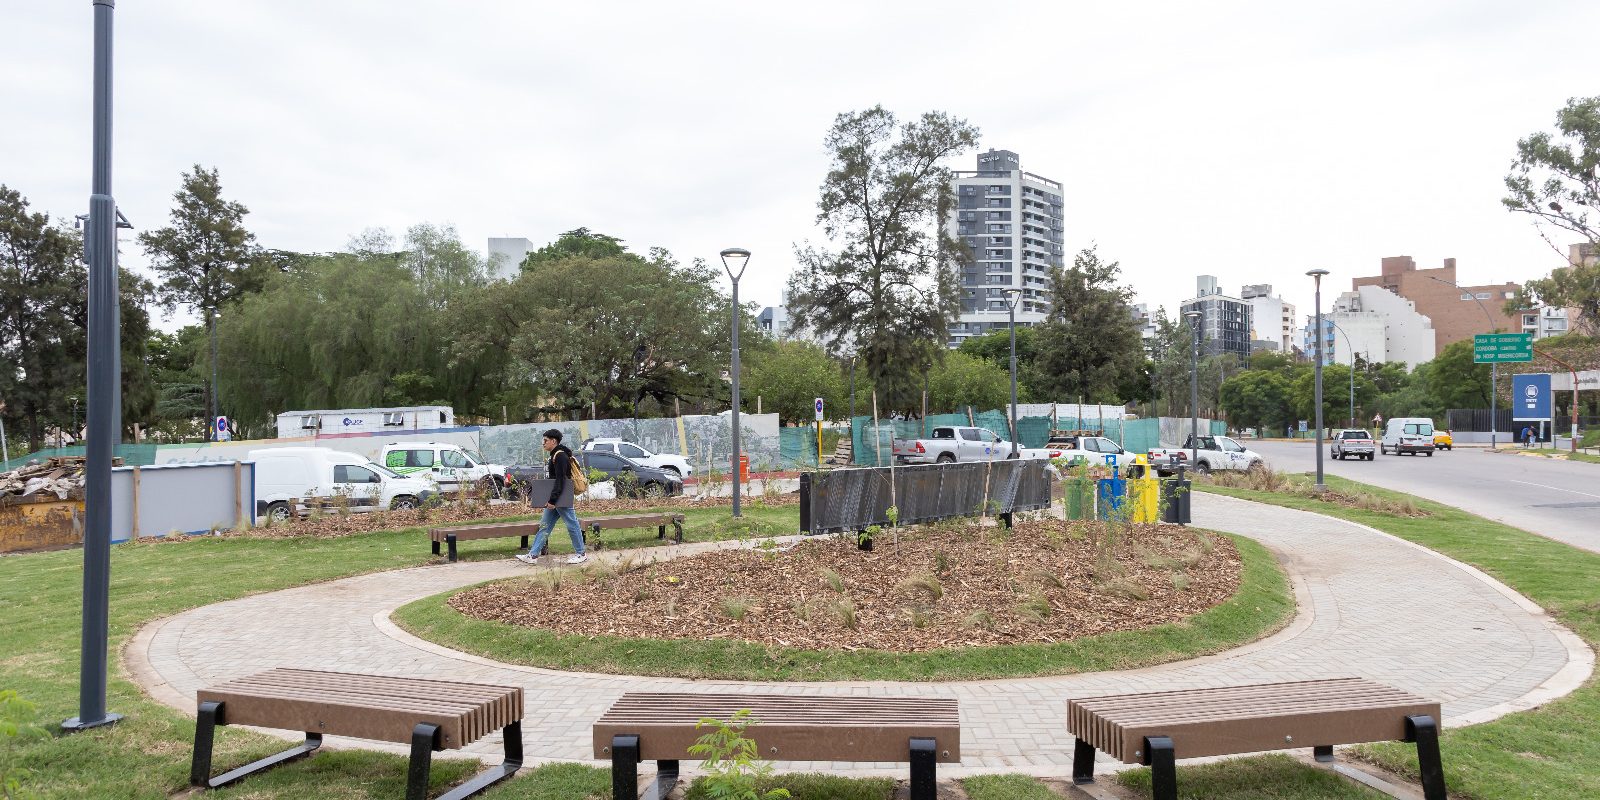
[1511,374,1552,421]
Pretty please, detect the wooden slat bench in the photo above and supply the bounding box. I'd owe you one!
[430,520,539,562]
[1067,678,1447,800]
[594,692,959,800]
[190,668,524,800]
[585,512,685,550]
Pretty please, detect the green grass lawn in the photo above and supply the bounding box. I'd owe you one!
[392,530,1291,682]
[1198,476,1600,799]
[961,773,1064,799]
[1516,447,1600,464]
[0,502,792,799]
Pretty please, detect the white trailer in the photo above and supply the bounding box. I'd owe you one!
[274,406,455,439]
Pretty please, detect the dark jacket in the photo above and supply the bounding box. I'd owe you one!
[546,445,573,506]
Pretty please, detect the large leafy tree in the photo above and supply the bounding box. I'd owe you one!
[519,228,627,272]
[786,106,976,409]
[742,340,847,426]
[927,351,1013,413]
[1503,96,1600,335]
[1033,245,1145,402]
[956,325,1044,402]
[137,166,261,437]
[1220,370,1294,435]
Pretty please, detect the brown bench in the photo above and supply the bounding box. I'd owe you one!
[430,520,539,561]
[585,512,685,550]
[594,692,959,800]
[190,668,523,800]
[1067,678,1446,800]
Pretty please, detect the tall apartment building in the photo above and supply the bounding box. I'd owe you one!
[1179,275,1252,359]
[945,149,1065,347]
[1240,284,1297,352]
[1302,285,1436,369]
[1350,256,1519,351]
[1130,303,1159,355]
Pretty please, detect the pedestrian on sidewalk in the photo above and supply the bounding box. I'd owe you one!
[1521,425,1533,448]
[516,429,588,565]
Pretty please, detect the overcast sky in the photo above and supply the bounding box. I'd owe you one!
[4,1,1596,333]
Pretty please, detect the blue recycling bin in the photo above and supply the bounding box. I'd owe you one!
[1095,476,1127,521]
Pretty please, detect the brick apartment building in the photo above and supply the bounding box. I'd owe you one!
[1351,256,1521,352]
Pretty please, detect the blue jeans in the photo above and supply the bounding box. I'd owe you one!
[527,506,584,557]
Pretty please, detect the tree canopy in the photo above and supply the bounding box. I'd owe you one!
[1033,245,1146,403]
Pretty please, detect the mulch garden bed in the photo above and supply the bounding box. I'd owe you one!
[450,519,1241,651]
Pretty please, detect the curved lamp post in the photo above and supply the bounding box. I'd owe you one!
[1184,310,1202,466]
[1002,288,1023,457]
[720,247,750,517]
[1307,268,1330,492]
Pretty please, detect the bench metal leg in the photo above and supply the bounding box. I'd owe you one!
[657,524,666,539]
[1073,737,1097,784]
[672,521,683,543]
[1405,715,1448,800]
[431,539,440,556]
[520,535,529,549]
[191,700,323,789]
[650,759,680,800]
[1314,745,1334,763]
[436,721,524,800]
[909,737,937,800]
[408,722,441,800]
[611,734,640,800]
[1144,735,1176,800]
[446,533,458,562]
[1000,511,1014,529]
[588,524,600,552]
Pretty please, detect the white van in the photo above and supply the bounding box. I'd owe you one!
[249,447,437,522]
[379,442,508,493]
[1380,418,1436,457]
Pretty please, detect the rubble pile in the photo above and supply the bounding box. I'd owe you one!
[0,457,93,501]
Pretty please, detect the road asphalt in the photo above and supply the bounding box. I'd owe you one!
[1246,439,1600,553]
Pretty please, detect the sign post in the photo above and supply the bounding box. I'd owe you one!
[215,416,231,443]
[814,397,825,469]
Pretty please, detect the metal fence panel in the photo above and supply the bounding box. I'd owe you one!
[801,459,1052,534]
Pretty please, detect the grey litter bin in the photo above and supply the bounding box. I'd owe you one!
[1161,468,1192,524]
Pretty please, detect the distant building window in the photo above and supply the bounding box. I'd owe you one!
[1474,292,1491,300]
[1523,314,1537,325]
[1503,291,1515,299]
[1460,293,1473,300]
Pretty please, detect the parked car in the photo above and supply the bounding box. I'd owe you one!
[891,426,1054,464]
[1045,434,1133,472]
[581,438,693,477]
[505,451,683,499]
[1148,435,1266,476]
[379,442,509,494]
[1381,418,1436,456]
[1331,429,1376,461]
[249,446,435,522]
[1433,429,1454,451]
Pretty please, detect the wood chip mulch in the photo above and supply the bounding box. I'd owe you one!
[450,519,1242,651]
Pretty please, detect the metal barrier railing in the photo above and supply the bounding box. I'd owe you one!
[799,460,1052,535]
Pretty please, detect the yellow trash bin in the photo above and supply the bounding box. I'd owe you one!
[1122,454,1159,523]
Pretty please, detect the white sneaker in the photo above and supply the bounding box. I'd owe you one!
[515,553,538,565]
[566,554,588,565]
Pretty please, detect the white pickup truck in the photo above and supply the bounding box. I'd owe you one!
[1147,435,1265,476]
[892,426,1054,464]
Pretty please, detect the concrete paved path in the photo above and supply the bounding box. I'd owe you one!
[127,493,1590,777]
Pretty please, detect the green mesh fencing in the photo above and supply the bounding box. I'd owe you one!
[1120,418,1161,454]
[850,416,898,467]
[1211,420,1228,436]
[2,443,159,472]
[778,427,819,470]
[1015,416,1052,448]
[973,410,1011,438]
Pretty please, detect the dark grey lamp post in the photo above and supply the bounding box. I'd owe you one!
[1308,268,1330,492]
[1002,288,1023,457]
[721,247,750,518]
[1184,310,1202,466]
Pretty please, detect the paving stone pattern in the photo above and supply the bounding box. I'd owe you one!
[132,494,1577,775]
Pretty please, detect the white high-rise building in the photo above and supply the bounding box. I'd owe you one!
[1240,284,1297,352]
[486,237,532,280]
[1303,285,1436,369]
[945,148,1065,347]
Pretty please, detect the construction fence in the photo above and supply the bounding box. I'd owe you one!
[849,411,1225,467]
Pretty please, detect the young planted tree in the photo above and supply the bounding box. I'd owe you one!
[138,166,261,438]
[741,341,847,426]
[786,106,976,409]
[1033,245,1145,403]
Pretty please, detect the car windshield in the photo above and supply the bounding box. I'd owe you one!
[367,462,401,479]
[464,449,486,464]
[1404,423,1434,436]
[1341,430,1370,439]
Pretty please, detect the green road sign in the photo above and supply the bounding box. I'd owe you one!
[1473,332,1533,363]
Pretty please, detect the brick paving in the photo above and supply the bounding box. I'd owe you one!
[128,493,1589,776]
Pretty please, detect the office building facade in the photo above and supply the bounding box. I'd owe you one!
[1350,256,1519,351]
[945,149,1065,347]
[1302,285,1436,369]
[1179,275,1253,359]
[1240,284,1296,352]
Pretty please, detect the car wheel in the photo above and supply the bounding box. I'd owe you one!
[391,496,420,510]
[641,482,666,498]
[475,476,501,499]
[662,465,682,478]
[936,453,956,464]
[1195,461,1212,475]
[1425,450,1434,457]
[264,501,292,523]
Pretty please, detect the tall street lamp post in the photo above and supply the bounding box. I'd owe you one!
[1184,310,1202,466]
[1424,275,1499,449]
[1307,269,1330,492]
[65,0,123,733]
[1002,288,1023,457]
[721,247,750,518]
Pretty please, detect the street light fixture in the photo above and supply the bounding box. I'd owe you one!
[1307,269,1330,492]
[720,247,750,518]
[1184,310,1202,467]
[1002,288,1023,458]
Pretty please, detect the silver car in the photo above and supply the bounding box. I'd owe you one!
[1331,429,1376,461]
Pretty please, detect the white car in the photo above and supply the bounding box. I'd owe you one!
[379,442,509,493]
[581,438,693,477]
[249,447,435,522]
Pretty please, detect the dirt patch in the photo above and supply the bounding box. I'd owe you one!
[450,519,1241,651]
